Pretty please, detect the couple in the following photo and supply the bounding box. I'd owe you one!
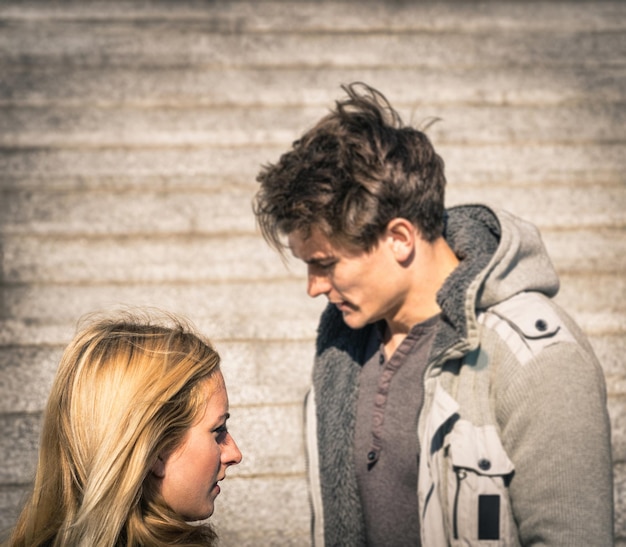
[8,83,614,546]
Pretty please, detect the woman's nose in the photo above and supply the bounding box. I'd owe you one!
[224,433,242,466]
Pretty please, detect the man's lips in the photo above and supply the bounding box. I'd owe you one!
[333,300,355,312]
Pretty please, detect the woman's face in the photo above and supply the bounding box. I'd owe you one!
[156,371,242,521]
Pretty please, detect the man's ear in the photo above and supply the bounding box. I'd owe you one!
[385,218,416,263]
[151,455,166,478]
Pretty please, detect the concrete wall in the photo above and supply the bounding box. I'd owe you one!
[0,1,624,544]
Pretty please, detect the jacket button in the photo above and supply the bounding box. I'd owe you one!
[367,451,376,461]
[379,354,384,365]
[535,319,548,332]
[478,458,491,471]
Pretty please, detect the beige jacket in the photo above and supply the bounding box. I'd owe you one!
[306,205,614,546]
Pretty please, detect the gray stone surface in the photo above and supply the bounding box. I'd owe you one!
[2,103,625,147]
[1,1,624,544]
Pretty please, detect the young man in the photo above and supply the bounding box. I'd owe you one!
[253,83,614,546]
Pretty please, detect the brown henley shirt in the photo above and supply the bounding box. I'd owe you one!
[354,314,439,546]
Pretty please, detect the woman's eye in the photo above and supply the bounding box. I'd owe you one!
[214,425,229,442]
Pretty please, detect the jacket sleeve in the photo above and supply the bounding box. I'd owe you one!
[496,338,614,546]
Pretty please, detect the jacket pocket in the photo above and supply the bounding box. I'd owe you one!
[446,420,517,546]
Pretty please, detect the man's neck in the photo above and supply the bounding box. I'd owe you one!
[384,236,459,354]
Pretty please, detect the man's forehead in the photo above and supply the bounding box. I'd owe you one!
[287,228,371,262]
[287,228,334,258]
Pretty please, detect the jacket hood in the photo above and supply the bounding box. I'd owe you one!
[444,204,559,307]
[435,204,560,358]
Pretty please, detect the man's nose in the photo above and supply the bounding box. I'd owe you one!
[307,272,331,298]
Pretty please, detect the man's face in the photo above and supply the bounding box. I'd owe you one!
[287,228,409,330]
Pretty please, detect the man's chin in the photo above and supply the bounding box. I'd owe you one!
[341,311,367,330]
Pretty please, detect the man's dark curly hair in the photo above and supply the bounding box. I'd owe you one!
[253,82,447,253]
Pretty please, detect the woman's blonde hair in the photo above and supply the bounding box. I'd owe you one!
[8,311,222,547]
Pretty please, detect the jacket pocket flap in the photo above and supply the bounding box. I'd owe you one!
[448,421,515,476]
[514,308,561,340]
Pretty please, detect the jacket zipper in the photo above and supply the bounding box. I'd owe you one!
[453,469,467,540]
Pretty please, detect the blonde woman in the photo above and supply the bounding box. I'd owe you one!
[6,312,242,547]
